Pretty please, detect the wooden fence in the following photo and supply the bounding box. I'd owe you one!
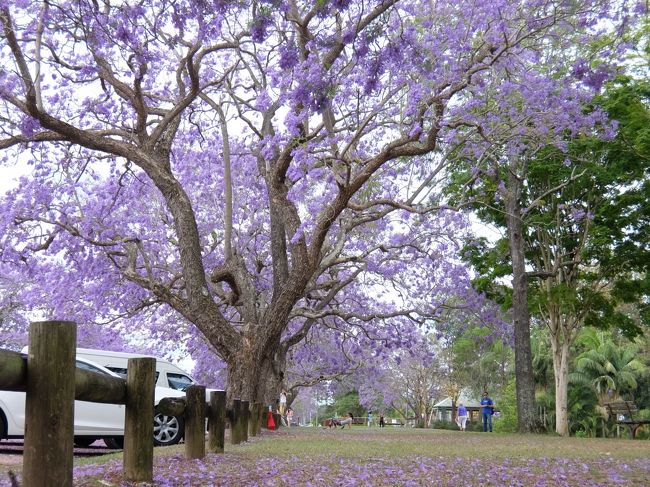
[0,320,266,486]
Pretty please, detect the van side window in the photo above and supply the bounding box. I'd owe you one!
[106,367,160,384]
[76,360,110,376]
[106,367,128,378]
[167,373,193,391]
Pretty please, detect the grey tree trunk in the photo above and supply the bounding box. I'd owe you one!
[552,339,570,436]
[505,159,538,433]
[225,335,286,408]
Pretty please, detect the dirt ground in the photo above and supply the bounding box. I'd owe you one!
[0,454,21,467]
[0,438,119,479]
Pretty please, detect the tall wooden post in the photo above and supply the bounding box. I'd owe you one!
[185,385,206,459]
[207,390,226,453]
[231,398,241,444]
[241,400,249,442]
[124,357,155,482]
[24,320,76,487]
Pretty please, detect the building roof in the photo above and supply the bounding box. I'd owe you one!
[433,392,482,408]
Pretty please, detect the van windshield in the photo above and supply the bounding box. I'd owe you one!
[167,373,194,391]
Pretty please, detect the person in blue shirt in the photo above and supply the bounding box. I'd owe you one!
[456,402,468,431]
[480,391,495,432]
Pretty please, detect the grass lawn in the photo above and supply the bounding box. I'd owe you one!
[3,426,650,486]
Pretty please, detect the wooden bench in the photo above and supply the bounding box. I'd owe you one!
[604,401,650,439]
[383,418,404,426]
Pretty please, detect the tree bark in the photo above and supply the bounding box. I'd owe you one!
[506,159,538,433]
[224,332,286,408]
[552,339,570,436]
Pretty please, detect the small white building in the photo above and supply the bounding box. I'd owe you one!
[432,392,482,423]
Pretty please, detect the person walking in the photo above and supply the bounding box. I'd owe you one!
[367,410,374,427]
[379,412,385,428]
[480,391,494,432]
[455,402,468,431]
[279,389,288,416]
[339,412,355,429]
[279,389,288,426]
[286,407,294,427]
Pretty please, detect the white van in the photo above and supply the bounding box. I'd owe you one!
[1,354,186,448]
[75,348,197,392]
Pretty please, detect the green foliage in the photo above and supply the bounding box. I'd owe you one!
[493,378,518,433]
[450,76,650,338]
[442,324,514,399]
[531,328,554,391]
[567,382,598,437]
[570,329,649,403]
[320,390,366,419]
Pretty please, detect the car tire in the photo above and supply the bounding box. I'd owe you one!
[153,411,184,446]
[0,412,6,441]
[103,436,124,449]
[73,436,97,447]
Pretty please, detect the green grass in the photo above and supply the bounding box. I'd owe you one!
[234,426,649,461]
[2,427,649,485]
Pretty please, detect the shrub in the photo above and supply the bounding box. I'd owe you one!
[493,379,518,433]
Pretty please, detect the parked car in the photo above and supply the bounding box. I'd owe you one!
[74,347,221,401]
[74,347,197,391]
[0,356,186,448]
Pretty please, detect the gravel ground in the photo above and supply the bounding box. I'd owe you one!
[0,439,119,473]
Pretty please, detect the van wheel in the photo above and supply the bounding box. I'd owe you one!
[153,411,184,446]
[73,437,97,447]
[104,437,124,449]
[0,412,6,441]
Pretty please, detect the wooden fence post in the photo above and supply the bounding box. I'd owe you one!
[124,357,156,483]
[231,398,241,444]
[207,390,226,453]
[241,400,249,442]
[23,320,76,487]
[185,385,206,459]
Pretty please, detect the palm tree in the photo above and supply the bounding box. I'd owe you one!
[531,331,555,431]
[570,329,648,414]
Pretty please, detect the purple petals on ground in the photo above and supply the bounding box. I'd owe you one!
[66,452,650,486]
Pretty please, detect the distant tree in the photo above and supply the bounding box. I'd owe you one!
[0,273,29,350]
[448,72,650,435]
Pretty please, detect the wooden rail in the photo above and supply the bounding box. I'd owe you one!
[0,321,263,485]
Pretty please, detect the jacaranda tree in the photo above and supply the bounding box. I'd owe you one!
[0,0,633,430]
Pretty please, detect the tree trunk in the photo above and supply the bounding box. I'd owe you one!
[552,340,570,436]
[225,335,286,408]
[506,159,538,433]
